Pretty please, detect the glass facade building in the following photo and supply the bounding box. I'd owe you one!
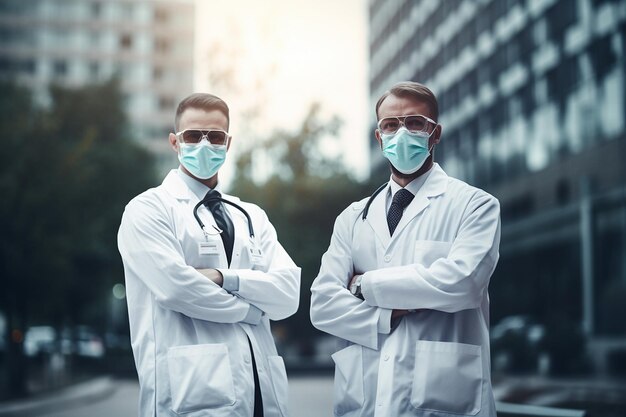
[369,0,626,372]
[0,0,194,168]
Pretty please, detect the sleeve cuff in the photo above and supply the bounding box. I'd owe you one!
[242,304,263,325]
[377,308,392,334]
[218,269,240,292]
[360,272,379,306]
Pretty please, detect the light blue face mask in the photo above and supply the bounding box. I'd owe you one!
[178,141,227,180]
[381,127,434,174]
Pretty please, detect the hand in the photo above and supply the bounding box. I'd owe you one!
[392,309,410,319]
[197,269,224,287]
[348,274,362,288]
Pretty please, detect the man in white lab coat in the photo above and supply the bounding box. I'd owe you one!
[310,82,500,417]
[118,93,300,417]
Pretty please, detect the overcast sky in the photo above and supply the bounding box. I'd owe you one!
[194,0,370,186]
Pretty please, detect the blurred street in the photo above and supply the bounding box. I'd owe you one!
[35,379,138,417]
[4,372,626,417]
[0,375,335,417]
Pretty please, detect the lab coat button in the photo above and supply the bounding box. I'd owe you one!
[244,356,251,364]
[384,255,391,262]
[383,355,390,361]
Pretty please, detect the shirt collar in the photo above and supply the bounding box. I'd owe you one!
[176,168,219,201]
[387,165,434,200]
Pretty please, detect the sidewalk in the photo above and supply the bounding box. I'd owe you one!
[0,377,115,417]
[493,374,626,415]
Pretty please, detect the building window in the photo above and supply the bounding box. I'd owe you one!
[120,34,132,49]
[155,38,169,54]
[22,59,35,74]
[547,55,579,102]
[154,8,168,23]
[589,35,616,80]
[153,67,163,81]
[89,62,99,79]
[546,0,578,44]
[556,179,570,205]
[53,60,67,77]
[91,2,101,18]
[159,96,175,111]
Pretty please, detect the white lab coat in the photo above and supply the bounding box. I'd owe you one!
[310,164,500,417]
[118,170,300,417]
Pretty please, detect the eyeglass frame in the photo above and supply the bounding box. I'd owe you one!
[376,114,438,135]
[175,129,231,146]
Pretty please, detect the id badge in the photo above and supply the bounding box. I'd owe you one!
[198,239,220,256]
[248,245,264,265]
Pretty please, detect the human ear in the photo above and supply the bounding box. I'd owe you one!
[432,124,442,145]
[169,133,178,152]
[375,129,383,149]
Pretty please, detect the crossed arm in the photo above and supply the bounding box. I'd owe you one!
[118,198,300,324]
[310,195,500,349]
[347,274,412,320]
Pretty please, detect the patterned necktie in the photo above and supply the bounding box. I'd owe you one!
[387,189,415,236]
[204,189,235,265]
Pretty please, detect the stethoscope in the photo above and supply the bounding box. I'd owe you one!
[192,182,385,235]
[193,196,255,239]
[361,182,388,220]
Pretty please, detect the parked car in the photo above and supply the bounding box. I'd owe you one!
[74,326,105,358]
[23,326,57,357]
[491,315,546,373]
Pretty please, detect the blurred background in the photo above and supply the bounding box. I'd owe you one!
[0,0,625,416]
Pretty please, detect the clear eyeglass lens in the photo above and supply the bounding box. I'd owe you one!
[404,116,428,133]
[379,115,431,134]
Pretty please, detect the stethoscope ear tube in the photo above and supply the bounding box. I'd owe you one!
[193,199,208,231]
[361,182,388,220]
[193,196,255,238]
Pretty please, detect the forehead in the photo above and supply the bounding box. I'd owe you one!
[178,107,229,131]
[378,94,433,120]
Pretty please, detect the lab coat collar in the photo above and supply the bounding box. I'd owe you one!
[365,163,448,246]
[161,169,241,203]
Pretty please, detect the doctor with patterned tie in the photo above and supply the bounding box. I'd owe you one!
[310,81,501,417]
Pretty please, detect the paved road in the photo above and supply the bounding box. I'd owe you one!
[36,376,334,417]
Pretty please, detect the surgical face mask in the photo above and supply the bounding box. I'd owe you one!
[178,141,227,180]
[381,127,434,174]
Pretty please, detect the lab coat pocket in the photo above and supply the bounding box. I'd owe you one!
[410,341,482,415]
[413,240,452,267]
[331,344,363,416]
[167,343,236,413]
[268,355,290,417]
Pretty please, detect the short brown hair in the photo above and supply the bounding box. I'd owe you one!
[375,81,439,121]
[174,93,230,131]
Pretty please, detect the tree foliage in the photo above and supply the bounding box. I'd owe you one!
[0,80,156,396]
[230,104,373,356]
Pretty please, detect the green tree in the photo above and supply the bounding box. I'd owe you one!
[230,104,373,358]
[0,79,156,397]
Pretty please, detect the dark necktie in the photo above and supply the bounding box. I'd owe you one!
[387,189,415,236]
[204,189,235,265]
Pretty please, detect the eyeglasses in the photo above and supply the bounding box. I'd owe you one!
[176,129,230,146]
[377,114,437,135]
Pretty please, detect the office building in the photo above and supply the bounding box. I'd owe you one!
[369,0,626,373]
[0,0,194,168]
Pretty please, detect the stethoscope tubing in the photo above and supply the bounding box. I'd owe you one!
[193,197,255,238]
[361,182,388,220]
[193,183,383,238]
